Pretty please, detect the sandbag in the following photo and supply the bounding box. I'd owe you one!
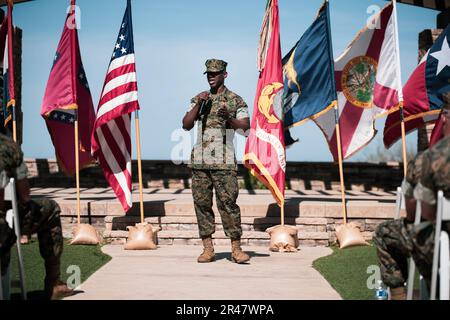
[70,224,100,245]
[266,224,299,252]
[336,222,369,249]
[124,223,160,250]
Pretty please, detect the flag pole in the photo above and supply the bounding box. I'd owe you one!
[325,0,347,223]
[326,0,366,249]
[7,0,16,143]
[335,106,347,224]
[400,107,408,176]
[71,0,81,226]
[71,107,100,245]
[74,110,81,225]
[135,110,145,224]
[393,0,407,176]
[12,107,16,142]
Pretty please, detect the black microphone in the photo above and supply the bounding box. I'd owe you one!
[198,100,206,117]
[197,95,210,119]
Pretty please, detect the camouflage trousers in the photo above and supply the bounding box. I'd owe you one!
[191,169,242,240]
[0,198,63,276]
[373,218,435,289]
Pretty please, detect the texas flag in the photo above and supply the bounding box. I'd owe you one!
[384,24,450,148]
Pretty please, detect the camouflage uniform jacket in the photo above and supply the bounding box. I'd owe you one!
[188,86,249,171]
[414,135,450,206]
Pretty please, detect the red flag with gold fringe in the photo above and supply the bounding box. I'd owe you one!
[243,0,285,207]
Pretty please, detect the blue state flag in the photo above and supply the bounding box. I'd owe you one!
[283,1,336,130]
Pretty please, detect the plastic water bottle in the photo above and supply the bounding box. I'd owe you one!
[375,280,388,300]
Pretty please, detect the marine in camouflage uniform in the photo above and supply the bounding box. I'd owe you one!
[183,59,251,263]
[373,135,450,299]
[0,133,72,299]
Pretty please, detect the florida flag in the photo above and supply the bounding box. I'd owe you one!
[384,24,450,148]
[243,0,286,207]
[314,2,402,160]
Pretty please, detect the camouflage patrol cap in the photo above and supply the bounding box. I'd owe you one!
[203,59,228,74]
[0,133,23,188]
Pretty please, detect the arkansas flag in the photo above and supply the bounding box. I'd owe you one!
[384,24,450,148]
[314,2,402,160]
[40,1,96,174]
[244,0,286,207]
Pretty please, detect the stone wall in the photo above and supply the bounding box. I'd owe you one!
[25,158,404,191]
[57,198,398,247]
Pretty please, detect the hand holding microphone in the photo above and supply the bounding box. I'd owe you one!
[197,92,210,119]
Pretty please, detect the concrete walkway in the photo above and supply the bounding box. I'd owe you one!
[66,245,341,300]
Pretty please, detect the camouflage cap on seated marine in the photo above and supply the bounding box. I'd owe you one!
[204,59,228,74]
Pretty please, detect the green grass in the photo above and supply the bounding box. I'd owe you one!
[313,243,379,300]
[313,243,422,300]
[7,238,111,300]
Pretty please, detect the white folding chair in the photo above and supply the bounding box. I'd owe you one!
[405,197,425,300]
[394,187,427,299]
[394,187,405,220]
[0,178,27,300]
[438,231,449,300]
[430,191,450,300]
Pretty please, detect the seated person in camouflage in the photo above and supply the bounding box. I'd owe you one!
[182,59,251,264]
[414,109,450,223]
[0,133,73,299]
[374,106,450,300]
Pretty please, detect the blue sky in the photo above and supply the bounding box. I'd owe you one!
[9,0,438,162]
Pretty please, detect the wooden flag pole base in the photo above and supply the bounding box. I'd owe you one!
[334,109,368,249]
[70,117,100,245]
[124,112,160,250]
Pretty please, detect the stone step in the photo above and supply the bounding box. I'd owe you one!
[54,198,396,219]
[104,215,331,231]
[102,229,339,247]
[102,225,375,247]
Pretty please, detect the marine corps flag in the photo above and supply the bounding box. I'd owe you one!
[40,0,96,174]
[244,0,285,207]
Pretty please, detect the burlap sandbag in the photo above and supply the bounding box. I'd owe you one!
[70,224,100,245]
[124,223,160,250]
[336,222,369,249]
[266,225,299,252]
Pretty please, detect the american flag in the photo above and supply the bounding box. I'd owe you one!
[91,0,139,212]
